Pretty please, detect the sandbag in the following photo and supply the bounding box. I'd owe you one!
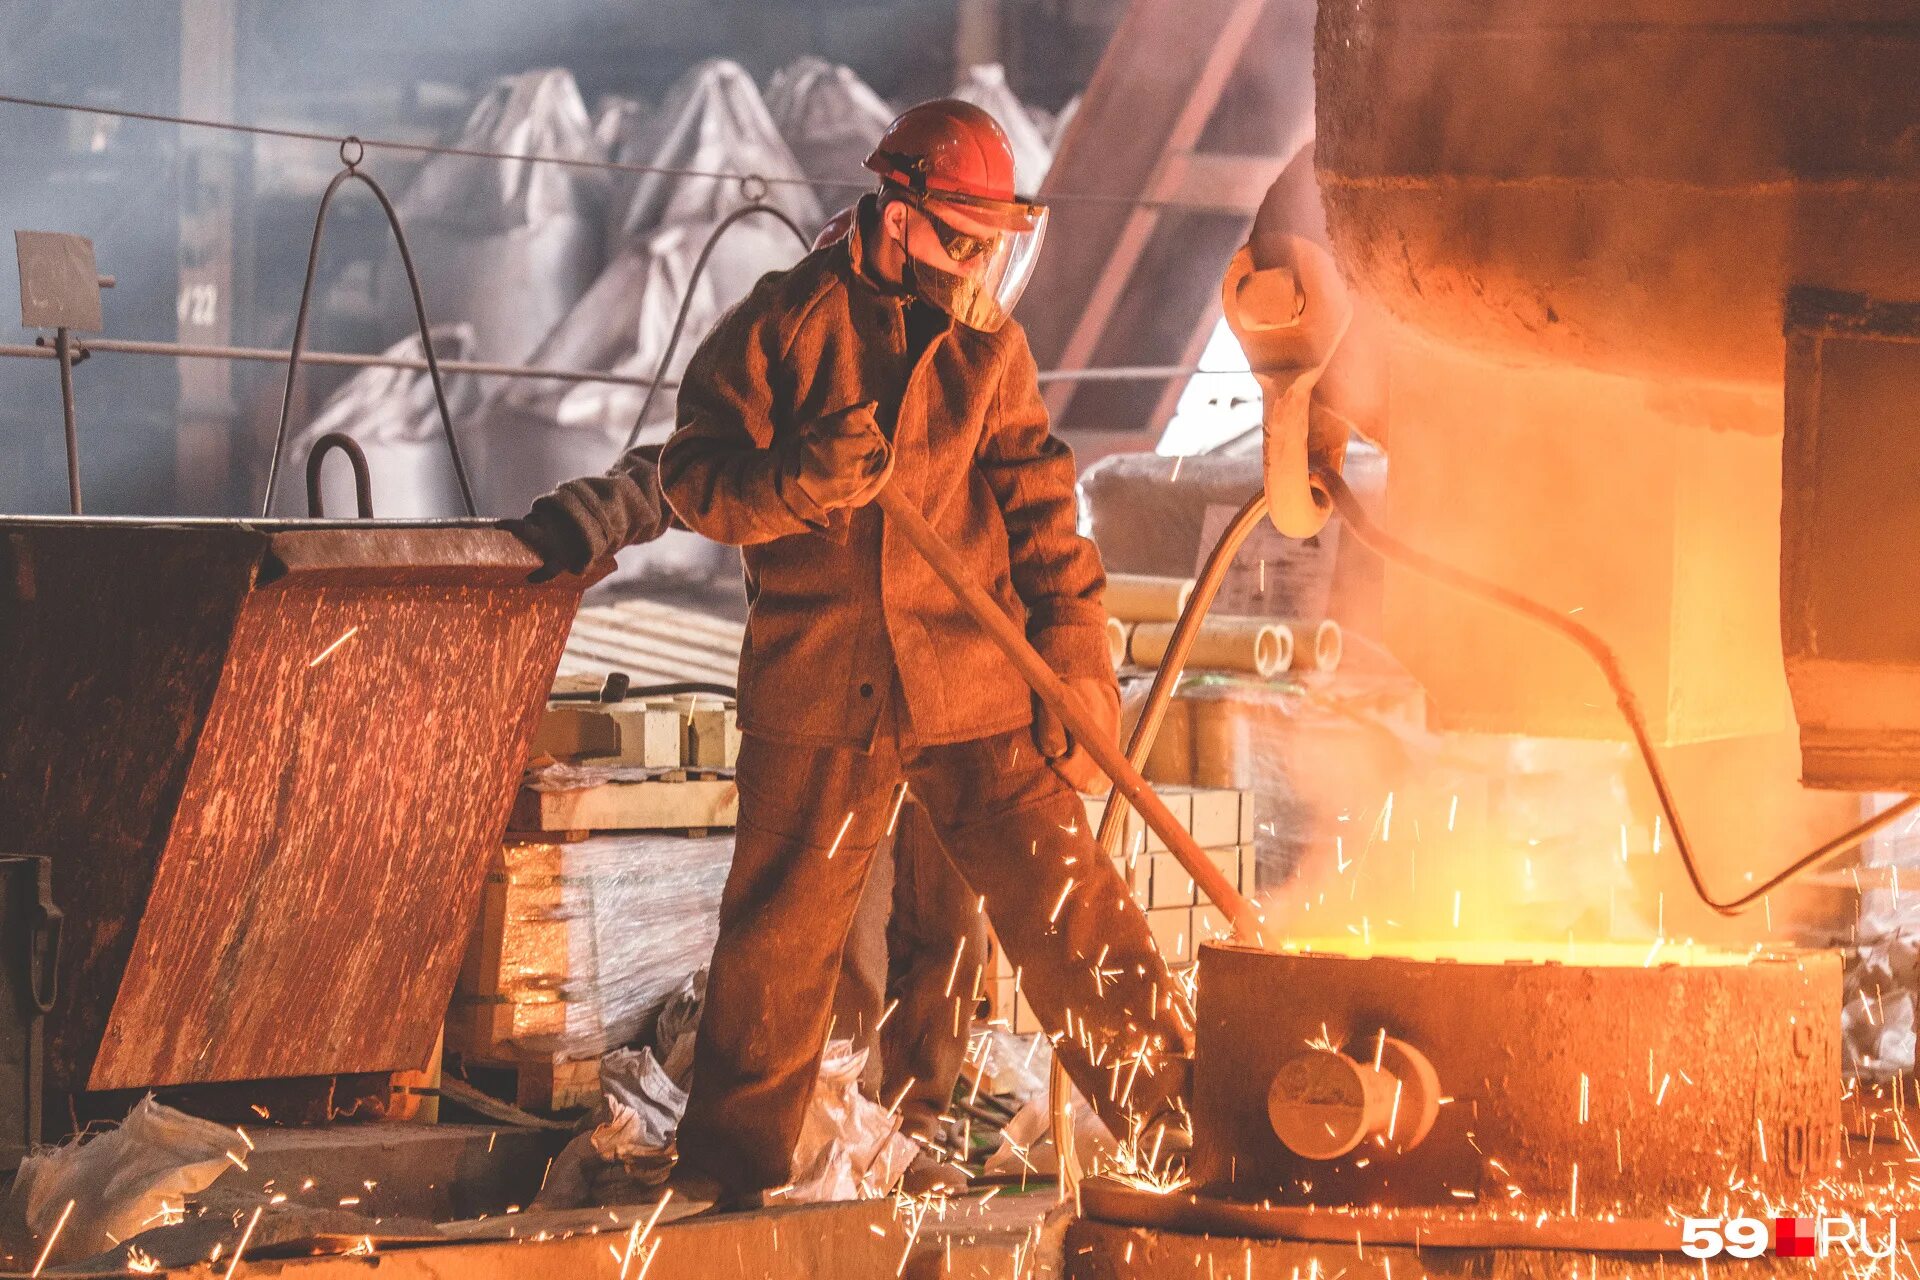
[608,59,822,244]
[388,68,605,367]
[765,56,895,192]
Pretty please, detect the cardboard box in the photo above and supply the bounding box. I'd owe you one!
[686,703,741,769]
[1146,853,1196,910]
[1190,788,1241,849]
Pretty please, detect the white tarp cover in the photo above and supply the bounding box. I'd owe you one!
[11,1098,237,1267]
[608,58,823,244]
[535,971,914,1207]
[276,325,484,519]
[951,63,1055,193]
[469,213,806,523]
[387,68,605,366]
[764,55,895,196]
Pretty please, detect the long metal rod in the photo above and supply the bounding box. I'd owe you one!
[53,328,81,514]
[1097,489,1269,859]
[872,483,1264,942]
[0,89,1268,216]
[0,336,678,389]
[0,340,1225,388]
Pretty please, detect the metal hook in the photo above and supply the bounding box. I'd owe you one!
[262,162,475,517]
[339,135,365,170]
[306,431,375,519]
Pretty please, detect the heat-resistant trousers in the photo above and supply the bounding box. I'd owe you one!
[675,725,1194,1193]
[831,795,988,1143]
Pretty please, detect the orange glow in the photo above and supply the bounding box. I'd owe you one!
[1266,936,1758,967]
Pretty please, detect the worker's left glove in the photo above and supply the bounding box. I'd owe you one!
[1031,675,1121,796]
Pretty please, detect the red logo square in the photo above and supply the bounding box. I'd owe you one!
[1774,1217,1816,1258]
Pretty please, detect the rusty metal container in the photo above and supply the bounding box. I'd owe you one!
[1191,942,1842,1214]
[1315,0,1920,385]
[0,517,591,1096]
[1313,0,1920,768]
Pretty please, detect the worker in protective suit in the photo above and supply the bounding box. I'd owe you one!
[796,204,987,1196]
[516,98,1194,1209]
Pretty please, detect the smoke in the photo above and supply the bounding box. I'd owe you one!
[0,0,1014,517]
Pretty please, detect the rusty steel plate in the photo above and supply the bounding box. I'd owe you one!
[0,517,600,1094]
[1191,942,1842,1216]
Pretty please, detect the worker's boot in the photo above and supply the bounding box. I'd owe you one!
[662,1165,768,1215]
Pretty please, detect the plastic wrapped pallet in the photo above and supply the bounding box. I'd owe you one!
[951,64,1054,192]
[387,68,605,367]
[608,58,822,245]
[765,56,896,193]
[450,833,732,1060]
[274,325,484,518]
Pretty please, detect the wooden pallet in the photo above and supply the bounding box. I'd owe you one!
[509,772,739,834]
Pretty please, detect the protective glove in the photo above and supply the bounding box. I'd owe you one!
[500,512,590,584]
[504,444,673,582]
[786,401,894,515]
[1031,675,1122,796]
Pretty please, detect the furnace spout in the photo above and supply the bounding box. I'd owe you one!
[1221,234,1353,539]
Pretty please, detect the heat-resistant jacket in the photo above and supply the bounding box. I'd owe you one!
[656,197,1114,749]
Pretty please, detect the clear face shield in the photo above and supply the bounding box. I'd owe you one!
[899,191,1049,333]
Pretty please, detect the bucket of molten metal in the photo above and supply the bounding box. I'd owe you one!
[1081,939,1848,1254]
[1189,941,1840,1214]
[0,517,597,1105]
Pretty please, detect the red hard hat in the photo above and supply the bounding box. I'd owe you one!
[864,98,1020,205]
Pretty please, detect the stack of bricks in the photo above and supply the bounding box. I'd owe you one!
[979,785,1255,1035]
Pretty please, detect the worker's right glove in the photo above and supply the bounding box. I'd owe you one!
[503,443,674,582]
[1032,675,1122,796]
[785,401,894,515]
